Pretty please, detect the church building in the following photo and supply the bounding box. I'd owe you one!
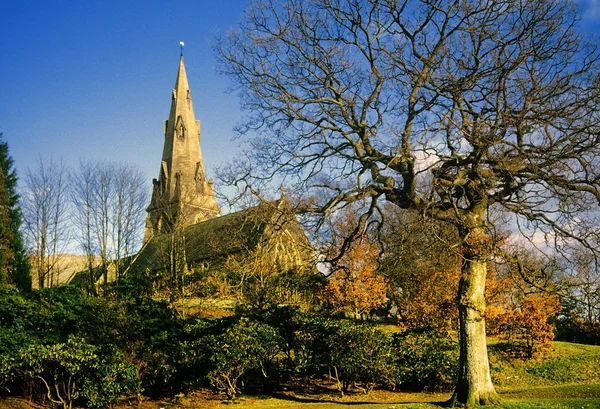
[144,56,220,240]
[133,55,313,274]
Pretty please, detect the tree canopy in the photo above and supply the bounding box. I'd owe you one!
[216,0,600,405]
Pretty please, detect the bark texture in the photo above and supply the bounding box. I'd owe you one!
[450,258,499,406]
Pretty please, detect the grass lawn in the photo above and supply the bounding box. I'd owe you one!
[118,384,600,408]
[497,384,600,408]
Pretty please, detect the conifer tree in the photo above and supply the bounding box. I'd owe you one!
[0,133,32,292]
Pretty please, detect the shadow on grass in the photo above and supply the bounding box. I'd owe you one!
[269,392,448,407]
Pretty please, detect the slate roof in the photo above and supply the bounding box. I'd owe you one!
[131,198,312,272]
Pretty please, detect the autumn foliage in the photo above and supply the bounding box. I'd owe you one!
[319,208,387,317]
[495,293,561,358]
[321,240,387,317]
[485,263,562,358]
[380,210,461,330]
[392,267,459,331]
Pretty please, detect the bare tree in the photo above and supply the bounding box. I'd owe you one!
[151,188,192,306]
[93,163,113,286]
[71,160,147,294]
[71,160,99,294]
[216,0,600,405]
[111,164,147,284]
[21,157,70,288]
[563,246,600,327]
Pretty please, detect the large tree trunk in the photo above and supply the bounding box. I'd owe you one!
[450,232,499,406]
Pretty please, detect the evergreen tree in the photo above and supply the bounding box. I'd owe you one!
[0,133,31,292]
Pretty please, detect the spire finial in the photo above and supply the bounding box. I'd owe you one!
[179,41,185,56]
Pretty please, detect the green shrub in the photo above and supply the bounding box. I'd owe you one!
[261,307,398,394]
[260,306,332,376]
[325,321,395,394]
[0,287,39,348]
[393,329,458,392]
[0,353,15,392]
[554,315,600,346]
[106,267,155,301]
[24,286,128,348]
[0,328,32,393]
[17,336,137,409]
[154,317,222,393]
[80,347,139,408]
[206,318,281,399]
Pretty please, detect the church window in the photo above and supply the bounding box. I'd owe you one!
[176,116,185,139]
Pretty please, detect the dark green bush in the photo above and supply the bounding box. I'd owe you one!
[17,336,137,409]
[0,287,138,406]
[261,307,397,394]
[554,315,600,346]
[325,321,395,394]
[206,317,282,399]
[25,286,127,347]
[0,287,466,403]
[393,329,458,391]
[260,306,333,376]
[0,287,39,349]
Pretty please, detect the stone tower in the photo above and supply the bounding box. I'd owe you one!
[144,56,220,240]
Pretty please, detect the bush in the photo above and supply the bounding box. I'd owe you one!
[325,321,395,394]
[556,319,600,345]
[17,336,137,409]
[206,318,281,399]
[260,306,332,376]
[80,347,139,408]
[27,286,127,347]
[0,287,39,349]
[0,288,470,402]
[0,287,150,405]
[0,354,15,393]
[393,329,458,392]
[497,293,561,358]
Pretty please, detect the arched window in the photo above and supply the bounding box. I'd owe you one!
[178,122,185,139]
[176,116,185,139]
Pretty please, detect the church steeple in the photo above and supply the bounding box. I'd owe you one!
[145,55,220,240]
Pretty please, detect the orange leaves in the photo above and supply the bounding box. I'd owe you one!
[393,268,460,331]
[319,207,387,317]
[321,240,387,317]
[492,292,561,358]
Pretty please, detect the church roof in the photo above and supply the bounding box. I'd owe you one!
[133,198,312,272]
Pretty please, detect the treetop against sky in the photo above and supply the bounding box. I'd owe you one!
[1,0,599,196]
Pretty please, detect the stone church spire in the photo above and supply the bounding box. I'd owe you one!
[144,56,220,240]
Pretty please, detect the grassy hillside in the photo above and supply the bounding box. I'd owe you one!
[490,341,600,389]
[30,254,100,288]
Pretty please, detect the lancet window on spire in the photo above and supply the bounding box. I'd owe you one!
[176,116,185,139]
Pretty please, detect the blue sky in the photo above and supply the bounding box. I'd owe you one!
[1,0,250,190]
[1,0,600,197]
